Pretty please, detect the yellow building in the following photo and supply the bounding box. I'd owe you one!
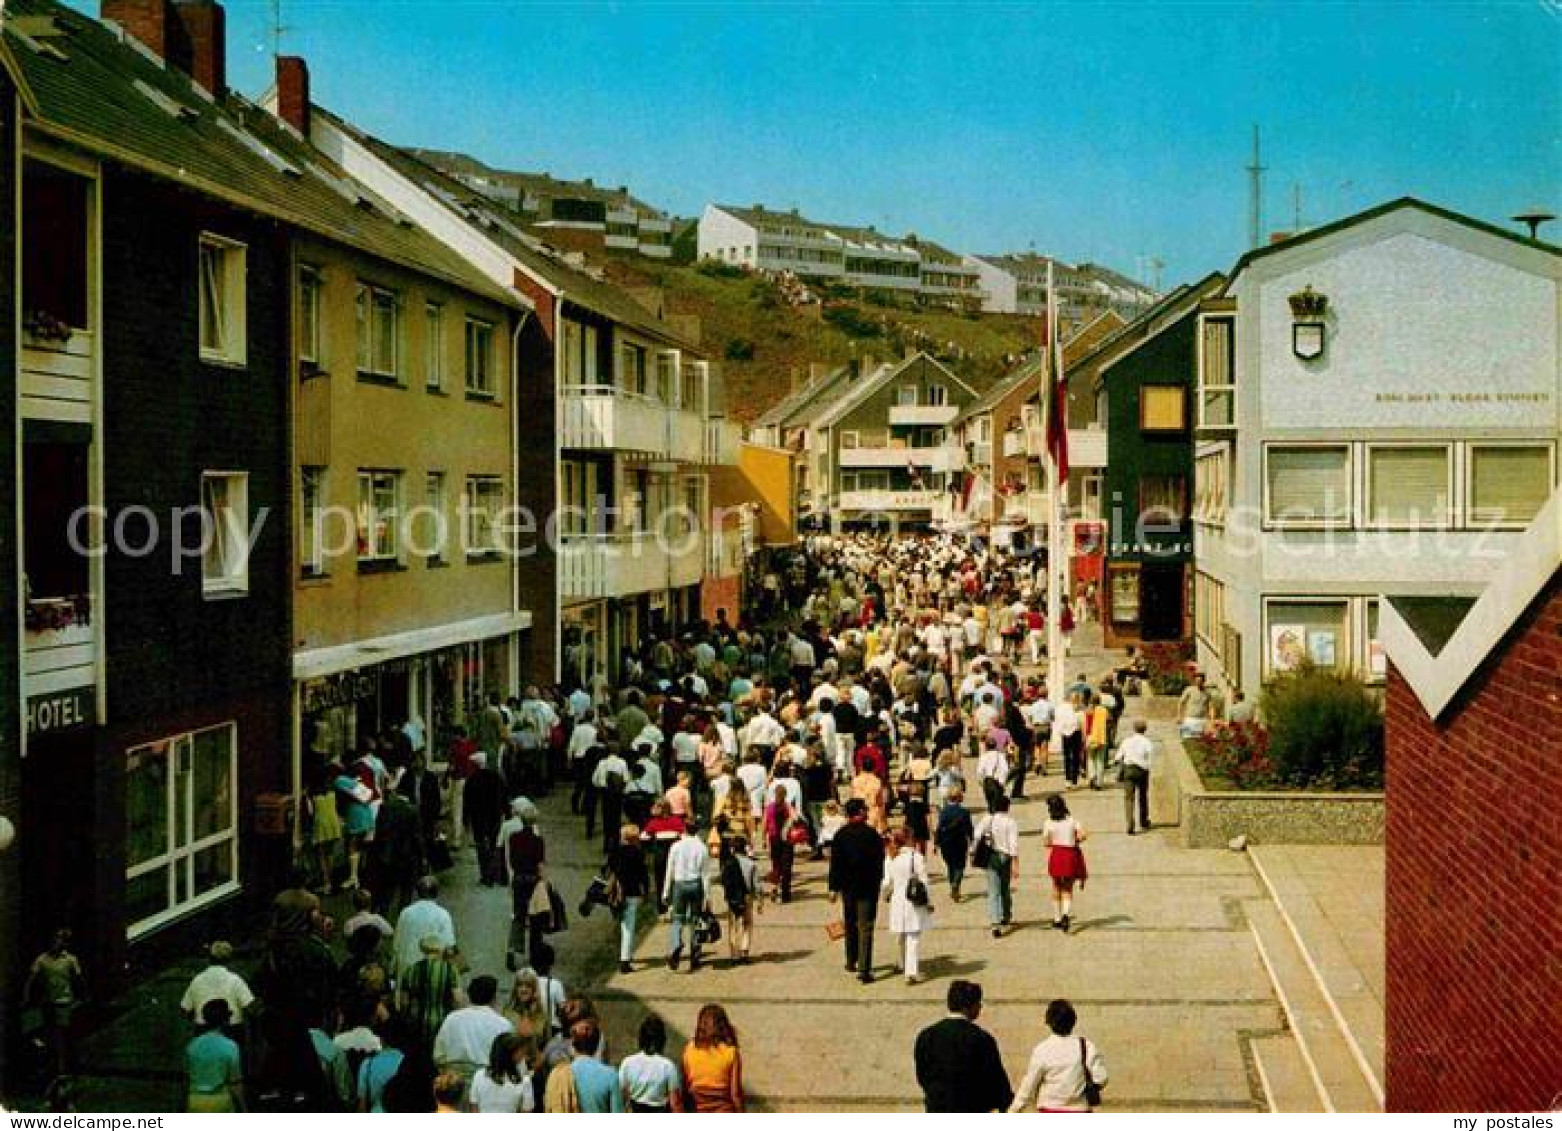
[288,226,530,773]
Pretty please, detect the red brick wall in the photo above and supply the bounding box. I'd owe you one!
[1384,573,1562,1112]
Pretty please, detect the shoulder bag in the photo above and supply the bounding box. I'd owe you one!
[1080,1037,1102,1108]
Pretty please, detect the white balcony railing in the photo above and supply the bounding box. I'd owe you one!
[668,408,704,464]
[889,404,959,426]
[703,419,741,466]
[1002,430,1026,459]
[839,445,961,472]
[22,328,93,421]
[1020,425,1109,469]
[559,532,689,600]
[562,386,712,463]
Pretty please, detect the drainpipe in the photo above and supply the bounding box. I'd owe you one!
[552,290,566,686]
[510,306,531,694]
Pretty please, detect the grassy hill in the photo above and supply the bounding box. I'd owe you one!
[601,258,1046,422]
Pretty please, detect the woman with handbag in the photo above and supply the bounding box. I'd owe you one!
[605,824,649,975]
[1008,999,1108,1112]
[763,785,801,903]
[972,794,1021,938]
[881,827,935,985]
[1043,794,1089,933]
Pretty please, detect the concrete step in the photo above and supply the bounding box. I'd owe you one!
[1246,900,1381,1113]
[1251,1034,1325,1113]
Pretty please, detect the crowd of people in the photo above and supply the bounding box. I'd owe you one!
[156,531,1152,1113]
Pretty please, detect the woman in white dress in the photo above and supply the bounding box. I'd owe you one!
[881,827,935,985]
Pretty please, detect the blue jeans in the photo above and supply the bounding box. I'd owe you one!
[668,880,704,954]
[617,896,642,962]
[986,856,1013,925]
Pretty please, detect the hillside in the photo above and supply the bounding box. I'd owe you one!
[600,258,1046,422]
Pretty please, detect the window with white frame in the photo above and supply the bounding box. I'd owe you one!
[464,475,505,555]
[1197,315,1235,429]
[355,283,400,378]
[424,471,447,563]
[656,351,677,404]
[840,431,860,450]
[1468,444,1552,527]
[300,466,325,578]
[1265,445,1351,525]
[125,723,239,939]
[356,470,401,562]
[1366,444,1451,526]
[464,318,496,397]
[1265,599,1348,675]
[896,385,918,406]
[1195,570,1225,648]
[1195,446,1230,526]
[620,342,648,395]
[201,472,249,596]
[198,234,246,366]
[297,266,321,367]
[926,383,948,406]
[425,303,444,391]
[682,360,703,413]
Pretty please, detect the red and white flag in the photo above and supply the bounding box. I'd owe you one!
[1043,299,1069,484]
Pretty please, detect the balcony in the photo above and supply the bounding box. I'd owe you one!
[21,327,94,422]
[703,419,741,466]
[24,594,96,695]
[839,445,961,472]
[669,536,703,589]
[889,404,959,427]
[1002,430,1026,459]
[668,408,705,463]
[562,386,669,455]
[559,532,678,600]
[998,490,1051,527]
[1019,424,1110,468]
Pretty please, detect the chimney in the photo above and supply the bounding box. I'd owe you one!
[102,0,171,59]
[276,55,310,136]
[170,0,227,96]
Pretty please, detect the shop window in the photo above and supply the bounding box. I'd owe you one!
[1109,565,1141,625]
[201,472,249,596]
[1266,599,1348,675]
[1366,445,1450,526]
[1468,444,1552,527]
[125,724,239,939]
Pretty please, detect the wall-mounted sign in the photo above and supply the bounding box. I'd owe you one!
[26,686,95,737]
[302,671,379,714]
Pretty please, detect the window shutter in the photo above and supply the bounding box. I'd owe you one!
[1369,447,1448,523]
[1268,447,1349,521]
[1469,446,1551,525]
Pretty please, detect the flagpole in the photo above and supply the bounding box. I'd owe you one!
[1045,261,1067,703]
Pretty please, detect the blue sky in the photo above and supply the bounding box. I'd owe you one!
[103,1,1562,284]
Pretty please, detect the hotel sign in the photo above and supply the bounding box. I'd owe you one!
[26,686,95,737]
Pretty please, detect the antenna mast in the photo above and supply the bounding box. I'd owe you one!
[1247,124,1266,248]
[269,0,288,58]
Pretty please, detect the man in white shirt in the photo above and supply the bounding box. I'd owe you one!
[433,974,513,1075]
[179,941,256,1023]
[1116,720,1155,835]
[518,687,559,740]
[976,745,1010,812]
[1053,697,1083,785]
[567,711,599,816]
[736,751,770,818]
[392,878,457,980]
[742,708,785,757]
[662,823,710,970]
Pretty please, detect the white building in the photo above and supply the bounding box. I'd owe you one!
[966,252,1159,325]
[1192,198,1561,696]
[697,204,982,307]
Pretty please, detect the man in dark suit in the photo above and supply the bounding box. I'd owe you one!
[914,980,1014,1112]
[828,798,886,984]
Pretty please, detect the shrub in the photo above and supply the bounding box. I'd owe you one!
[1141,641,1193,695]
[696,260,746,280]
[821,304,883,339]
[1149,670,1189,696]
[1187,722,1278,789]
[724,338,756,361]
[1260,665,1384,789]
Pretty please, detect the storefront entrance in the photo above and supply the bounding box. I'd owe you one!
[1141,563,1186,641]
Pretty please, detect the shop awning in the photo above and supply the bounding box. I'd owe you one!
[293,610,533,682]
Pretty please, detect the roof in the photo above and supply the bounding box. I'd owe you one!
[5,0,517,308]
[956,311,1128,422]
[1090,271,1227,390]
[407,148,665,216]
[320,107,696,350]
[709,203,948,257]
[753,363,853,428]
[1225,197,1559,286]
[811,351,972,431]
[1381,490,1562,721]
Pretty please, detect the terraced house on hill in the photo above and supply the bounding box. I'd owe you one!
[697,203,984,309]
[297,100,743,684]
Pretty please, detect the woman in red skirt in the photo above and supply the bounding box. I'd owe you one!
[1042,794,1088,933]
